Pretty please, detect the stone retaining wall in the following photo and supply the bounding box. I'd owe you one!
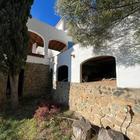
[24,63,51,97]
[0,63,51,101]
[53,81,140,140]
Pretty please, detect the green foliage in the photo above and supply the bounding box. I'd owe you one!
[0,118,37,140]
[0,97,73,140]
[56,0,140,46]
[0,0,33,75]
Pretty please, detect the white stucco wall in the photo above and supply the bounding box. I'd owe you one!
[117,65,140,88]
[27,18,140,88]
[55,19,65,30]
[57,48,74,82]
[48,49,59,82]
[27,18,72,47]
[36,46,44,55]
[54,16,140,88]
[27,18,72,64]
[56,44,108,83]
[27,55,46,65]
[55,44,140,88]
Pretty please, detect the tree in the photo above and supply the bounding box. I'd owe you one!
[0,0,33,108]
[56,0,140,46]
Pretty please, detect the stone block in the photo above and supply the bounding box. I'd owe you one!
[97,128,124,140]
[72,117,92,140]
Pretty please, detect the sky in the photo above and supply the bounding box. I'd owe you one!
[31,0,61,26]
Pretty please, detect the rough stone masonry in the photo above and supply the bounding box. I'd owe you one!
[54,82,140,140]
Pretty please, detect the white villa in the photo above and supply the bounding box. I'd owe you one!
[27,18,140,89]
[0,17,139,140]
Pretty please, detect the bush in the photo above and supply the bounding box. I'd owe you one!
[34,102,60,122]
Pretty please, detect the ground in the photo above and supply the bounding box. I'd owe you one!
[0,96,74,140]
[0,95,99,140]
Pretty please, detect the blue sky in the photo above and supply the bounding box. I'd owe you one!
[31,0,61,26]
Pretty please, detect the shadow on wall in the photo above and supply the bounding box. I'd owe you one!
[53,45,74,105]
[93,16,140,67]
[53,82,70,107]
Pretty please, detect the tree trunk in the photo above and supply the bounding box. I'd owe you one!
[0,73,7,108]
[10,74,19,108]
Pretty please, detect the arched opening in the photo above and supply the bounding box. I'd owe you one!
[81,56,116,83]
[48,40,66,52]
[57,65,68,82]
[28,31,44,57]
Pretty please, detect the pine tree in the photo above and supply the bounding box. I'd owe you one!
[56,0,140,46]
[0,0,33,108]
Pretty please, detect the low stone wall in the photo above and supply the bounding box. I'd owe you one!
[24,63,51,97]
[53,82,70,105]
[54,81,140,140]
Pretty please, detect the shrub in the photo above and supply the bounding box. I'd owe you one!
[34,102,60,122]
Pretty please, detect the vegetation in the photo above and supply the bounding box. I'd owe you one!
[0,97,73,140]
[56,0,140,46]
[0,0,33,107]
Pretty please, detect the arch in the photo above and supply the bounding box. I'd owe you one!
[28,31,44,46]
[48,40,66,52]
[80,56,116,83]
[28,31,45,57]
[28,29,45,45]
[57,65,68,82]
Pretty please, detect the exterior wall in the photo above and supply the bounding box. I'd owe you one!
[54,17,140,88]
[54,82,140,140]
[117,65,140,88]
[57,45,95,83]
[36,46,44,55]
[55,44,140,88]
[48,49,59,84]
[27,18,140,88]
[27,18,72,64]
[27,55,46,65]
[53,82,70,105]
[55,19,65,31]
[57,48,73,82]
[27,18,71,44]
[23,63,51,97]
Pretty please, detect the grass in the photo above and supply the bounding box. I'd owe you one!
[0,118,37,140]
[0,96,73,140]
[36,116,72,140]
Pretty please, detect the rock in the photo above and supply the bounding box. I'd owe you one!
[72,117,92,140]
[97,128,124,140]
